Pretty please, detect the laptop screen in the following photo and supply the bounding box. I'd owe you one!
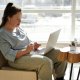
[45,29,61,53]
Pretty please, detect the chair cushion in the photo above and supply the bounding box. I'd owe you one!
[0,51,8,68]
[1,66,16,70]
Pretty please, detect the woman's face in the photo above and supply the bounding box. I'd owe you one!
[8,12,22,28]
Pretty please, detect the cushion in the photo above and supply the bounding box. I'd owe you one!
[0,51,8,68]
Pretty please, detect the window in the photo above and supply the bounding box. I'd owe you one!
[75,0,80,42]
[0,0,80,43]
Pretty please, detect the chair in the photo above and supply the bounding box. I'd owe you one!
[0,51,37,80]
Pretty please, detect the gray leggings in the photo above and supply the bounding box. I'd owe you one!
[8,49,67,80]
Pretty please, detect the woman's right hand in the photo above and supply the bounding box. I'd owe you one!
[26,44,34,53]
[16,44,34,58]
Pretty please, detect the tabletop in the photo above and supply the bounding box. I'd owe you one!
[57,46,80,63]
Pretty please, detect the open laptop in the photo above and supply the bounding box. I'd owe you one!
[30,29,61,55]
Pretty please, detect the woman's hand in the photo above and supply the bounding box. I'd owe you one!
[16,44,34,58]
[16,43,41,58]
[34,42,41,51]
[26,44,34,53]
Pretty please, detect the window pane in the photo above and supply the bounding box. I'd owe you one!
[22,0,72,9]
[75,13,80,41]
[0,10,3,24]
[0,0,22,9]
[0,0,6,9]
[20,13,71,42]
[76,0,80,10]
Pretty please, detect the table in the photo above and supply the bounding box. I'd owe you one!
[57,47,80,80]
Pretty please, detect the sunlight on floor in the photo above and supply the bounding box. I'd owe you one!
[64,62,80,80]
[52,62,80,80]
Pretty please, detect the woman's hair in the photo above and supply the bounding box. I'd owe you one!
[0,2,21,28]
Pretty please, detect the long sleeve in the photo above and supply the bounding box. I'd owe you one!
[0,27,33,62]
[0,37,18,62]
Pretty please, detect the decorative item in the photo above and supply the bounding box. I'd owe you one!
[69,39,77,51]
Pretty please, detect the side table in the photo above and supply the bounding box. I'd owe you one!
[57,47,80,80]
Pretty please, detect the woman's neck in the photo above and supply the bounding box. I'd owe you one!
[4,23,15,32]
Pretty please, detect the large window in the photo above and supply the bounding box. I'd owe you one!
[0,0,80,43]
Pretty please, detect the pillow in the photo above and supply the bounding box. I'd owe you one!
[0,51,8,68]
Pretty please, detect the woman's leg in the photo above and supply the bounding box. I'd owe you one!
[44,48,67,79]
[8,55,53,80]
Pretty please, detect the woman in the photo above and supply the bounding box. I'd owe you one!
[0,2,67,80]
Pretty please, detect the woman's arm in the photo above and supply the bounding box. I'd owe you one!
[0,37,34,61]
[16,44,34,58]
[16,42,41,58]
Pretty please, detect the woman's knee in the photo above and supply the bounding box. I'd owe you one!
[43,56,53,68]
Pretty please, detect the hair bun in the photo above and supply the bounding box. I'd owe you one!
[6,3,13,8]
[4,3,13,13]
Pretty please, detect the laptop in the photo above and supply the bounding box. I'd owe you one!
[30,29,61,55]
